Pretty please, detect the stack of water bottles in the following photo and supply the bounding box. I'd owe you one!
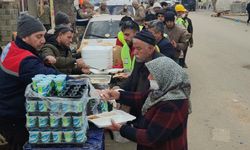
[25,74,90,147]
[32,74,66,96]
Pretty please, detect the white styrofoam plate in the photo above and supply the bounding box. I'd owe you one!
[89,69,109,75]
[89,68,124,75]
[106,68,124,74]
[88,110,136,128]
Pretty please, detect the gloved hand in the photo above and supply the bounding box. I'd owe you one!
[0,134,8,145]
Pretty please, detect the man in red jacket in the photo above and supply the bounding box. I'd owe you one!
[0,13,61,149]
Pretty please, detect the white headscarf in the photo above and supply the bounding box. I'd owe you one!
[142,57,191,115]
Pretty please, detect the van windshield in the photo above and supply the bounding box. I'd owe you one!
[84,20,120,39]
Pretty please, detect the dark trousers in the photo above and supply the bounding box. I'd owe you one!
[0,118,29,150]
[179,47,188,67]
[247,12,250,23]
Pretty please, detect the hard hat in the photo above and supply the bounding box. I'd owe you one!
[175,4,186,12]
[153,2,162,9]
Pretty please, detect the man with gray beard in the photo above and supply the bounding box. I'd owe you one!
[120,30,163,92]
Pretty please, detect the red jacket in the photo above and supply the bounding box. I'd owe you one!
[0,38,60,118]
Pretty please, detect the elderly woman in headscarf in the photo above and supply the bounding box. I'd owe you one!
[100,56,191,150]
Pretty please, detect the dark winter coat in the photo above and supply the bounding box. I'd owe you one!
[157,37,176,60]
[0,37,60,119]
[247,3,250,12]
[40,35,80,74]
[119,91,189,150]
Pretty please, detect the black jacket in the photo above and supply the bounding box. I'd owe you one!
[157,37,176,60]
[247,3,250,12]
[185,17,194,45]
[118,51,163,118]
[40,35,81,74]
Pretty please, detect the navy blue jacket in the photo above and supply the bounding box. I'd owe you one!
[157,37,176,60]
[0,37,61,119]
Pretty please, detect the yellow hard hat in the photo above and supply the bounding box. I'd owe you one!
[175,4,186,12]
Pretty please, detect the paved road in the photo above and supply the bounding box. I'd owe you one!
[187,11,250,150]
[105,11,250,150]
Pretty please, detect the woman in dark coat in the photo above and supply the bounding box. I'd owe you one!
[100,57,191,150]
[247,2,250,24]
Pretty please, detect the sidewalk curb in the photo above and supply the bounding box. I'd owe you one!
[220,15,247,24]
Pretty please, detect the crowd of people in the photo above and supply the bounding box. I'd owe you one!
[112,0,193,69]
[101,2,193,150]
[0,0,193,150]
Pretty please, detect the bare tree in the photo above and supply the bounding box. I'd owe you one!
[53,0,75,23]
[211,0,218,12]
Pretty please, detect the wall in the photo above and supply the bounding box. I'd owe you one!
[0,0,19,46]
[216,0,234,10]
[216,0,250,11]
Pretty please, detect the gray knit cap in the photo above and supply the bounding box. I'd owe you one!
[55,11,70,26]
[17,14,46,38]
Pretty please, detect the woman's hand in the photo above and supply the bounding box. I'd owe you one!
[99,89,120,101]
[106,119,122,131]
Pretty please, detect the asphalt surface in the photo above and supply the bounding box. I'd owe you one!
[187,11,250,150]
[105,11,250,150]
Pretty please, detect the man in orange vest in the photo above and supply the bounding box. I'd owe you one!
[115,18,139,73]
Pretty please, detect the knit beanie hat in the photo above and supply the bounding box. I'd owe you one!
[164,11,175,21]
[134,30,156,46]
[54,24,73,36]
[144,14,157,22]
[17,14,45,38]
[156,9,165,16]
[119,16,133,27]
[55,11,70,26]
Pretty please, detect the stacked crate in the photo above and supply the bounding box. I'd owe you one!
[25,75,90,148]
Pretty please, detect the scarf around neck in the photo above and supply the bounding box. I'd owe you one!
[142,57,191,115]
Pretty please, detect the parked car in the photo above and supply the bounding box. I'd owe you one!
[83,15,121,39]
[78,15,123,52]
